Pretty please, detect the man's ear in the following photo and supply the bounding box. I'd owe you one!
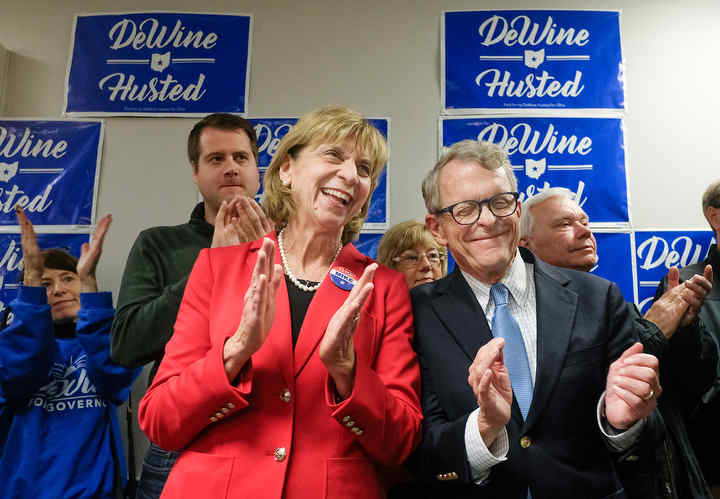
[190,162,199,186]
[426,214,447,246]
[706,206,720,235]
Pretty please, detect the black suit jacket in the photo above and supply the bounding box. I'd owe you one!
[411,249,639,499]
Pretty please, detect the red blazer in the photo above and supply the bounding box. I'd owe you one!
[138,233,422,499]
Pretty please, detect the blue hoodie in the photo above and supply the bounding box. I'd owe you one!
[0,286,139,499]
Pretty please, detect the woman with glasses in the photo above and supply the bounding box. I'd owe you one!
[377,221,447,289]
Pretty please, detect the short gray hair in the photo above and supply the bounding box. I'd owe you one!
[702,180,720,234]
[519,187,576,238]
[421,140,517,214]
[703,180,720,213]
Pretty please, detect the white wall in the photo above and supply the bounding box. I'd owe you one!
[1,0,719,296]
[0,43,8,114]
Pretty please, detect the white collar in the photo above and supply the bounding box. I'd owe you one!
[461,249,528,311]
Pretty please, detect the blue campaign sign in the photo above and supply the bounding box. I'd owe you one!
[252,118,295,173]
[249,117,389,229]
[441,116,628,224]
[443,10,623,112]
[634,230,715,314]
[250,118,295,205]
[591,231,634,303]
[355,232,383,260]
[0,233,89,323]
[65,12,252,116]
[0,120,102,226]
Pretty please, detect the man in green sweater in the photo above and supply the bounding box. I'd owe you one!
[110,113,273,499]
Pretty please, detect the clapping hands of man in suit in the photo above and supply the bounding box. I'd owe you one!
[469,336,661,439]
[468,337,513,447]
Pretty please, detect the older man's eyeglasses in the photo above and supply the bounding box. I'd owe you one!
[436,192,520,225]
[393,250,445,268]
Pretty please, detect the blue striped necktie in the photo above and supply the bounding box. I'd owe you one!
[490,283,533,420]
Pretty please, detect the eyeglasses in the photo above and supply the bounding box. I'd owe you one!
[393,250,445,268]
[436,192,519,225]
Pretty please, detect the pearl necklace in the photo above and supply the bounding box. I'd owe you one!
[278,229,342,292]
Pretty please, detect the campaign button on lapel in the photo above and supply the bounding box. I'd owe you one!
[330,266,356,291]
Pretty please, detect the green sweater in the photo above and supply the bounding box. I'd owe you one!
[110,203,213,382]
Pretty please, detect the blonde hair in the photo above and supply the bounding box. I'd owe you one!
[262,106,387,245]
[377,221,448,276]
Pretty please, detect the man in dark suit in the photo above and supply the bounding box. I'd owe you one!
[519,187,715,499]
[411,140,661,499]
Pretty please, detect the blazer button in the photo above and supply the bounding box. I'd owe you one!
[280,388,291,403]
[520,436,532,448]
[274,447,287,462]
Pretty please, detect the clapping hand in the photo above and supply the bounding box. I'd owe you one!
[76,214,112,292]
[645,266,713,338]
[319,263,377,399]
[605,342,661,430]
[467,337,513,447]
[643,278,688,338]
[16,206,43,286]
[670,265,713,327]
[212,196,275,248]
[222,237,283,381]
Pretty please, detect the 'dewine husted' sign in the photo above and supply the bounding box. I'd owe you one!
[0,120,102,226]
[440,116,628,225]
[442,10,624,113]
[634,230,716,314]
[64,12,252,116]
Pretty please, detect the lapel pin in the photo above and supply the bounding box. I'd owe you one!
[330,266,356,291]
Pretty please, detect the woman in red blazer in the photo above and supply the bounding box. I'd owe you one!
[138,107,422,499]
